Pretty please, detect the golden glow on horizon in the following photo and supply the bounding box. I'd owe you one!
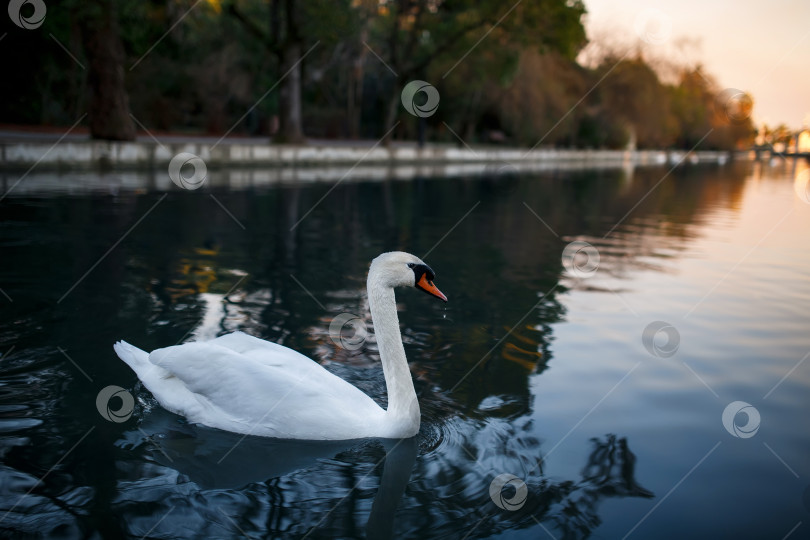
[583,0,810,129]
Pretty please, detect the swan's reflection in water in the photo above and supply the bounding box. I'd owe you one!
[365,438,418,540]
[122,410,416,539]
[132,411,378,490]
[120,409,651,539]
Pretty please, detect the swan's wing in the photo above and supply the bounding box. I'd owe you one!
[147,338,383,439]
[206,331,323,373]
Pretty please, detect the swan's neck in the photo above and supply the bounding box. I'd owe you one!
[367,275,419,433]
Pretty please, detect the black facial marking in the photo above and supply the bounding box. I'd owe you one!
[411,263,435,284]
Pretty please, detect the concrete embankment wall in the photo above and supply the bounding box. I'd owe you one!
[0,139,733,171]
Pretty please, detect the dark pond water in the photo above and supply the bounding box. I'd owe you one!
[1,159,809,539]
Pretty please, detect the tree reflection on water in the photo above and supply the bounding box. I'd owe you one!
[120,409,652,539]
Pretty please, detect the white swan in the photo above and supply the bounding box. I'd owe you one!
[113,251,447,440]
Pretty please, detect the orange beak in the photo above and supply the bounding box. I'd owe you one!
[416,274,448,302]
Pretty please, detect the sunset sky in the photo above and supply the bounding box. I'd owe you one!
[583,0,810,130]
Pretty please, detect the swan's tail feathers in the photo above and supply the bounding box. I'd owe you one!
[114,340,150,376]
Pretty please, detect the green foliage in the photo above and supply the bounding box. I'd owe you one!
[0,0,753,149]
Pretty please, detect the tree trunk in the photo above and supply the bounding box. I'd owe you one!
[382,81,402,146]
[78,0,135,141]
[274,41,305,144]
[348,26,369,139]
[348,58,364,139]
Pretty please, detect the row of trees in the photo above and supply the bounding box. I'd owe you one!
[3,0,754,149]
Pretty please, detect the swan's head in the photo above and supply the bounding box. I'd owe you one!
[369,251,447,302]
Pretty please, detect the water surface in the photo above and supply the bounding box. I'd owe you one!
[1,159,809,538]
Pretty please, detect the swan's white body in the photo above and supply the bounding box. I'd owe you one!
[114,251,446,440]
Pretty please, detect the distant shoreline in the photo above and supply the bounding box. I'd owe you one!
[0,135,738,172]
